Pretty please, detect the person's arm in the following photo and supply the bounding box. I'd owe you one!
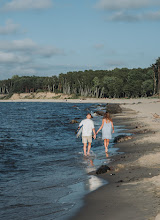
[111,121,114,133]
[96,119,104,134]
[91,121,96,139]
[92,128,96,139]
[77,127,80,133]
[77,121,82,132]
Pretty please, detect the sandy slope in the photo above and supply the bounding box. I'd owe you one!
[10,92,72,100]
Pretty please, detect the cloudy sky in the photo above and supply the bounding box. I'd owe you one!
[0,0,160,80]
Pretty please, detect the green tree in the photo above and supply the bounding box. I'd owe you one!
[141,80,153,97]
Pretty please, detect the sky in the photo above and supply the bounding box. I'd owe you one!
[0,0,160,80]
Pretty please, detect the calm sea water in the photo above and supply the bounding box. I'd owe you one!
[0,102,125,220]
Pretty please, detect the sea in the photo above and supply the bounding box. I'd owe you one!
[0,102,126,220]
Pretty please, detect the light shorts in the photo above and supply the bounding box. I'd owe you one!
[82,136,92,144]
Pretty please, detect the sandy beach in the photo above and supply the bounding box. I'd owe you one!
[1,97,160,219]
[66,98,160,220]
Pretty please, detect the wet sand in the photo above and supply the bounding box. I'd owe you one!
[70,99,160,220]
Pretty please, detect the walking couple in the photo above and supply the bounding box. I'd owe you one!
[78,112,114,156]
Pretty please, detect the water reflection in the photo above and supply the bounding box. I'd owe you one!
[84,175,106,192]
[83,156,94,167]
[105,152,109,158]
[83,156,107,192]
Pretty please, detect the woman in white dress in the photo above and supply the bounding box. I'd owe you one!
[96,112,114,152]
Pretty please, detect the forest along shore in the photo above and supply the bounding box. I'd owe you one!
[0,66,157,99]
[70,99,160,220]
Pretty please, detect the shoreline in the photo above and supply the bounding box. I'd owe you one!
[70,100,160,220]
[0,97,159,104]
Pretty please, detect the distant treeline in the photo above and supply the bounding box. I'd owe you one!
[0,58,160,98]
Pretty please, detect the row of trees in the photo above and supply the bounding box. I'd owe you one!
[0,58,160,98]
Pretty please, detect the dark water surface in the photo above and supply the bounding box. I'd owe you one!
[0,102,124,220]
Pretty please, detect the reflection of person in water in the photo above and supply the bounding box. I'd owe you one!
[96,112,114,153]
[89,158,94,166]
[83,156,94,167]
[105,152,109,158]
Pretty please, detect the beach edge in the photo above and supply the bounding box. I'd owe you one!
[69,101,160,220]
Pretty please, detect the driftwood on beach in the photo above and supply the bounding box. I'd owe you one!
[152,113,160,118]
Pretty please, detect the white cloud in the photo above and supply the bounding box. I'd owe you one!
[0,39,37,51]
[0,19,21,35]
[0,39,64,57]
[95,0,160,22]
[0,51,30,63]
[10,66,37,75]
[109,11,141,22]
[0,38,65,79]
[109,10,160,22]
[95,0,160,10]
[37,47,64,58]
[144,10,160,20]
[2,0,53,11]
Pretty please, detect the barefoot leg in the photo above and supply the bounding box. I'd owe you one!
[104,139,110,152]
[83,143,87,156]
[87,142,91,155]
[104,139,107,152]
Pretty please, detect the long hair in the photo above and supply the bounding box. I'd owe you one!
[103,112,112,122]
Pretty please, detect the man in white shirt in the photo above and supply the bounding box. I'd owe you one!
[78,113,96,156]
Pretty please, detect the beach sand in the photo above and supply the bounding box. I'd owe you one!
[1,97,160,219]
[68,98,160,220]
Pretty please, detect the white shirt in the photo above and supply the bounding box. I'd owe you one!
[79,119,94,136]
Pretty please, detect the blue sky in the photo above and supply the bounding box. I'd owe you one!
[0,0,160,80]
